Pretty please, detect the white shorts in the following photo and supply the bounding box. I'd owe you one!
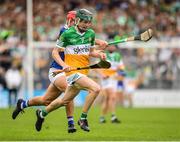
[66,73,85,86]
[48,68,66,84]
[125,85,135,94]
[101,77,117,90]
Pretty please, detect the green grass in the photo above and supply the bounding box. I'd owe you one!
[0,107,180,141]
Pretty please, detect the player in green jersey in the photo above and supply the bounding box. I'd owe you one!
[98,45,125,123]
[35,9,107,132]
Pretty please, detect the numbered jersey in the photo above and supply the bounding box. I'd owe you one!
[57,26,95,75]
[102,51,124,76]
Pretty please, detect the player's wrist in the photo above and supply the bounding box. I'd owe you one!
[99,52,106,60]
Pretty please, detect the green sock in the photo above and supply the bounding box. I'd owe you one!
[41,109,48,117]
[80,112,87,120]
[100,116,105,119]
[111,113,115,117]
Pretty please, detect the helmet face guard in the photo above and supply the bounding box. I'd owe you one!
[76,9,93,22]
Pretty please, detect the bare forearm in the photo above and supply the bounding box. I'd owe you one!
[52,48,66,67]
[95,39,108,50]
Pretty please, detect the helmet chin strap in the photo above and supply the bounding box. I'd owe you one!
[66,19,70,27]
[75,18,80,26]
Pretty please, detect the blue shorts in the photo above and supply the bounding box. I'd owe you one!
[117,81,124,91]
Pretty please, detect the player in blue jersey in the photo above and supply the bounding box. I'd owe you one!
[116,70,126,107]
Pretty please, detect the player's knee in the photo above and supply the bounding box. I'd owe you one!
[55,82,67,92]
[90,85,101,96]
[109,95,116,102]
[59,85,66,92]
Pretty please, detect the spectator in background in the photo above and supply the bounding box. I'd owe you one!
[0,0,179,93]
[5,61,22,107]
[0,67,6,91]
[0,43,12,72]
[0,39,12,91]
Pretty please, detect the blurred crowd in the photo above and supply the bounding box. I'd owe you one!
[0,0,180,98]
[1,0,180,41]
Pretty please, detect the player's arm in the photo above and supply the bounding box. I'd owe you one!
[95,39,108,50]
[52,32,71,71]
[52,47,71,72]
[89,32,106,60]
[52,47,66,67]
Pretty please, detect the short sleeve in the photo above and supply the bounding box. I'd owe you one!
[90,30,95,47]
[56,32,66,48]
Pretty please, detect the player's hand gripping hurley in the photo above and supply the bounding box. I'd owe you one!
[52,60,111,76]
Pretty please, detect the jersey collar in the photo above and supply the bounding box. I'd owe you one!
[74,26,85,36]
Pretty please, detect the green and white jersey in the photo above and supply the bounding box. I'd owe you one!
[56,26,95,75]
[102,51,124,76]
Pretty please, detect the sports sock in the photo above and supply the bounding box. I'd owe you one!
[100,116,105,121]
[67,116,74,126]
[111,114,117,121]
[40,109,48,118]
[100,116,105,120]
[21,100,29,109]
[80,112,87,120]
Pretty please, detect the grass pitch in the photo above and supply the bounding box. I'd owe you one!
[0,107,180,141]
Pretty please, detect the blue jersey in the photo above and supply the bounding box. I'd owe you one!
[50,25,68,69]
[117,70,126,88]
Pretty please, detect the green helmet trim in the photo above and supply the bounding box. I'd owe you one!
[76,9,93,21]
